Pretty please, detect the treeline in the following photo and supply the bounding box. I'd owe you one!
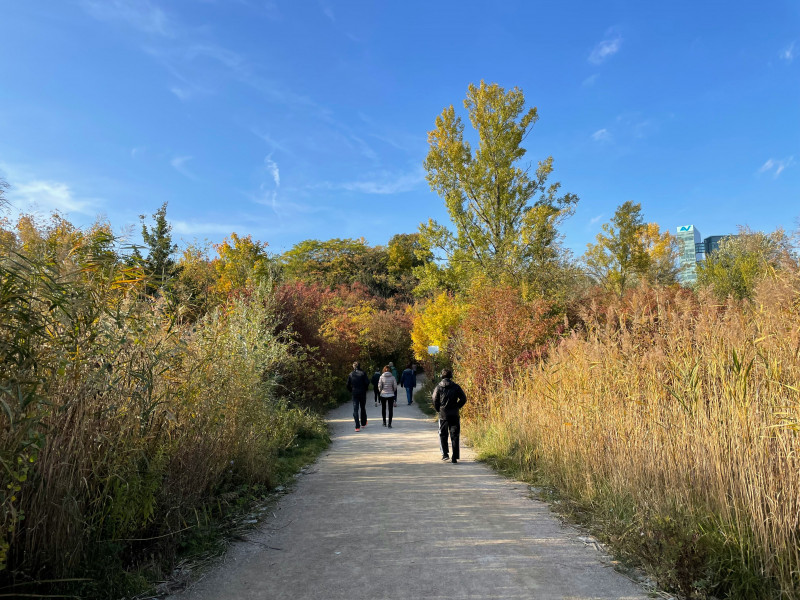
[409,82,800,598]
[0,199,417,595]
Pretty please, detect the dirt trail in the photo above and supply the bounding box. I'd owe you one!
[169,388,647,600]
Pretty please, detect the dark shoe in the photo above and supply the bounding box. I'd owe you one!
[451,459,457,463]
[383,422,387,427]
[388,424,392,428]
[441,455,450,461]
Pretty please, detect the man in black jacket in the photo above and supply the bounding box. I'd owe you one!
[432,368,467,463]
[346,362,370,432]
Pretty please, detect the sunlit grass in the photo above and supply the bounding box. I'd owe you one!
[466,278,800,598]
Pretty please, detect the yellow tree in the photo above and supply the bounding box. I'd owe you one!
[213,233,271,294]
[640,223,680,286]
[584,203,680,294]
[419,81,578,296]
[410,292,466,367]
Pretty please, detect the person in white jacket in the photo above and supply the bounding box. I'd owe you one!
[377,365,398,428]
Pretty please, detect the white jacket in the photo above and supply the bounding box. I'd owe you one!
[378,372,398,397]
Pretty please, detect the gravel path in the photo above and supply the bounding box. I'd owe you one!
[168,387,647,600]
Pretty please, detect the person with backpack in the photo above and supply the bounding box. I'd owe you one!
[377,365,398,428]
[371,369,381,407]
[432,368,467,463]
[399,363,416,405]
[346,361,370,432]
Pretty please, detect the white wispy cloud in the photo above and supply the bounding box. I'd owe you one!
[319,169,425,195]
[591,128,612,142]
[252,130,295,157]
[758,156,795,178]
[590,214,604,225]
[780,42,796,63]
[10,180,98,215]
[170,155,196,179]
[582,73,599,87]
[169,85,194,100]
[613,112,658,140]
[264,156,280,187]
[81,0,172,36]
[589,34,622,64]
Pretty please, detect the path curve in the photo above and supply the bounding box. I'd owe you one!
[169,387,647,600]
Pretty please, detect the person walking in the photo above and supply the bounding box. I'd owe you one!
[388,362,399,406]
[377,365,398,428]
[399,363,416,405]
[432,368,467,463]
[371,369,381,407]
[346,361,370,432]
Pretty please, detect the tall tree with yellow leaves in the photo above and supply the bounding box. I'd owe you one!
[584,201,679,294]
[419,81,578,296]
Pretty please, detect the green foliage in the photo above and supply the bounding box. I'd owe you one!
[419,81,578,295]
[138,202,178,290]
[584,201,651,295]
[281,238,381,290]
[582,202,680,294]
[386,233,430,298]
[696,227,795,300]
[280,236,427,299]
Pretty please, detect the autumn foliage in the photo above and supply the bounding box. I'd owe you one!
[0,211,416,596]
[454,284,561,416]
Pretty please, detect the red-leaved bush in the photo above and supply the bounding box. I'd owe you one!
[454,284,561,417]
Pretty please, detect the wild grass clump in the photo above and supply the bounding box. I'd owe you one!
[0,216,328,596]
[463,278,800,598]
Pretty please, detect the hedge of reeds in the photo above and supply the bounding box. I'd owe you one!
[0,221,329,596]
[462,279,800,599]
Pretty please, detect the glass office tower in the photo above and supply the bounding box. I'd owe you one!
[677,225,703,285]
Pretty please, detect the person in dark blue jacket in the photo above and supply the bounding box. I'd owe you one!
[399,363,416,405]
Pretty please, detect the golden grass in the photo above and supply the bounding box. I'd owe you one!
[466,279,800,598]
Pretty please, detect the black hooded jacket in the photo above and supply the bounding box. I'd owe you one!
[432,378,467,419]
[347,369,370,395]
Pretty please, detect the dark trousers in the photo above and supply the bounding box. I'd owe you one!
[352,393,367,427]
[380,397,394,425]
[439,416,460,459]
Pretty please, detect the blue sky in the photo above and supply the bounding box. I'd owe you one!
[1,1,798,256]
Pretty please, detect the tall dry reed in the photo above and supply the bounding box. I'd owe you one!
[0,219,326,594]
[466,279,800,598]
